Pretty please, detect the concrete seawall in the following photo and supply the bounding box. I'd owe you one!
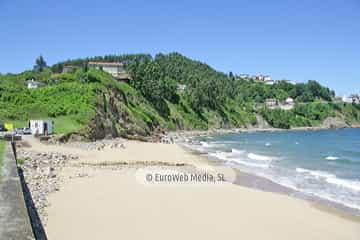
[0,142,35,240]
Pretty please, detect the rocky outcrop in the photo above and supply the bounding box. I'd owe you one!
[253,114,272,129]
[18,150,79,224]
[321,117,349,129]
[85,88,164,141]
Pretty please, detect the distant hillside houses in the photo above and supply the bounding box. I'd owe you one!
[265,97,295,110]
[238,74,250,79]
[62,65,77,73]
[88,61,131,81]
[237,74,296,85]
[25,79,43,89]
[177,84,187,92]
[341,94,360,104]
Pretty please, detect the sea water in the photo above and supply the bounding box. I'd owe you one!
[187,128,360,213]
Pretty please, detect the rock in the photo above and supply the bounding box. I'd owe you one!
[17,149,79,225]
[321,117,349,129]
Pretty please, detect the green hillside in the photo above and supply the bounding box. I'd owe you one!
[1,53,359,140]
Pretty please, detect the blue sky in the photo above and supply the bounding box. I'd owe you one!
[0,0,359,95]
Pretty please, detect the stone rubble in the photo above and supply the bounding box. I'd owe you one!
[16,139,128,225]
[16,137,182,229]
[48,137,127,151]
[17,150,79,224]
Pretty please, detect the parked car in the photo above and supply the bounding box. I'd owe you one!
[23,127,32,135]
[15,128,23,134]
[15,127,32,135]
[0,124,7,132]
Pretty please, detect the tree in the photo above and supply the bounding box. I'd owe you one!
[34,55,47,72]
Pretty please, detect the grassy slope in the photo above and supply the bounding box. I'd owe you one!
[0,69,170,138]
[0,73,97,134]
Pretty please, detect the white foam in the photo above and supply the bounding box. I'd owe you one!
[247,153,273,161]
[208,149,269,169]
[231,148,245,155]
[296,167,360,192]
[243,168,360,211]
[208,151,230,161]
[229,158,269,169]
[200,141,210,148]
[295,168,336,179]
[326,177,360,192]
[184,139,360,211]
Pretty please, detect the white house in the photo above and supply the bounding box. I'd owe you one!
[88,61,130,81]
[29,120,53,135]
[265,79,275,85]
[264,75,271,81]
[285,97,294,105]
[62,65,77,73]
[349,94,360,104]
[255,75,265,81]
[342,96,353,103]
[177,84,187,91]
[239,74,250,79]
[26,79,42,89]
[265,98,277,107]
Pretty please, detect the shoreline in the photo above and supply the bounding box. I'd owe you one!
[18,136,360,239]
[180,144,360,219]
[177,128,360,219]
[168,125,360,139]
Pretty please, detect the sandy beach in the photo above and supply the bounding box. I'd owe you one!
[20,136,360,240]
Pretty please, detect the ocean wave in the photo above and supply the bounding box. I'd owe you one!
[296,167,360,192]
[208,151,230,161]
[208,149,269,169]
[231,148,245,155]
[265,142,271,146]
[266,169,360,210]
[325,156,339,160]
[326,177,360,192]
[209,149,245,160]
[228,158,269,168]
[241,168,360,211]
[247,153,273,161]
[295,168,336,179]
[200,141,211,148]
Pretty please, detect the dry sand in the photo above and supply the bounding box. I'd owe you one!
[26,137,360,240]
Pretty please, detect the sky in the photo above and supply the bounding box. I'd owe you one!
[0,0,359,95]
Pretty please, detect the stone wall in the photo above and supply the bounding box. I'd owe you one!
[0,142,35,239]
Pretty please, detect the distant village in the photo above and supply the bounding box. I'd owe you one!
[237,73,297,86]
[236,73,360,109]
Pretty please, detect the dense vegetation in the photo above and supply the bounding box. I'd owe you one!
[0,53,359,139]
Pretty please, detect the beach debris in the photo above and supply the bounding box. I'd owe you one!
[17,150,78,225]
[48,137,127,151]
